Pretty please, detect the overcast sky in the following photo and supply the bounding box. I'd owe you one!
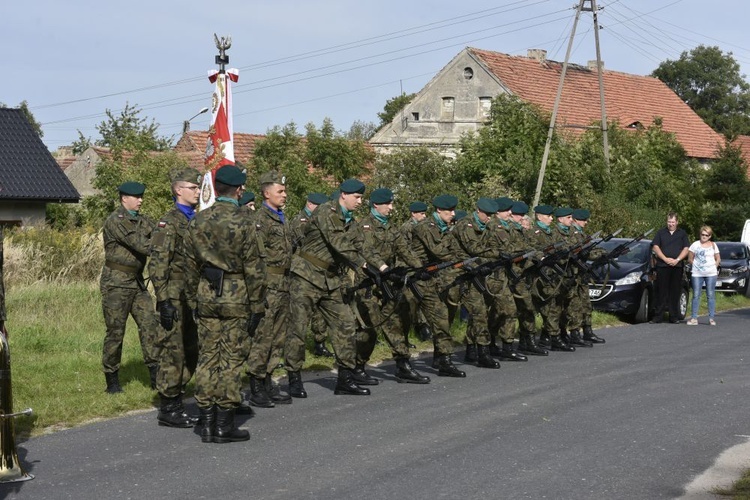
[3,0,749,152]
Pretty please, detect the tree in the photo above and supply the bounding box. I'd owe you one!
[304,118,373,183]
[1,100,43,137]
[377,93,416,128]
[652,45,750,138]
[702,141,750,240]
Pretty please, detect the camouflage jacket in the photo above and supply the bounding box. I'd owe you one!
[148,206,191,304]
[288,208,312,254]
[411,216,454,265]
[254,204,292,291]
[399,219,419,245]
[184,200,266,318]
[101,205,154,289]
[448,215,496,262]
[359,212,421,270]
[290,200,366,291]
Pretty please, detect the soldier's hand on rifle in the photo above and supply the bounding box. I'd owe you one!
[413,269,432,281]
[157,301,179,331]
[363,264,383,289]
[247,312,264,338]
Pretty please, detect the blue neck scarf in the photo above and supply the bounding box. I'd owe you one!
[175,202,196,221]
[370,207,388,226]
[472,212,487,231]
[536,220,551,234]
[216,196,239,207]
[304,206,313,217]
[264,202,285,223]
[340,203,353,224]
[556,223,570,235]
[126,209,138,218]
[432,212,449,234]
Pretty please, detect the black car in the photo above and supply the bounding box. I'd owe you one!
[713,242,750,296]
[587,238,689,323]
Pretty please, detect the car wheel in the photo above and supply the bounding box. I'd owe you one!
[678,287,689,320]
[634,289,649,324]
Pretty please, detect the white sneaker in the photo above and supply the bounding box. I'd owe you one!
[686,318,698,326]
[709,319,716,326]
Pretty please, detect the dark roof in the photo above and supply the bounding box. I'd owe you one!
[0,108,80,201]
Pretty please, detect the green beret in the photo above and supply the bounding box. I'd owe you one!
[118,181,146,196]
[476,197,499,214]
[432,194,458,210]
[329,189,340,201]
[239,192,255,205]
[339,178,366,194]
[409,201,428,212]
[259,170,286,186]
[495,196,514,212]
[171,168,202,185]
[454,209,468,221]
[307,192,328,205]
[554,207,573,217]
[370,188,393,204]
[215,165,247,187]
[534,204,554,215]
[511,201,529,215]
[572,208,590,220]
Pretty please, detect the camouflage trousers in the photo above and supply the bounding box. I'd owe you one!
[560,280,591,332]
[100,284,159,373]
[354,290,409,364]
[194,316,249,409]
[461,283,492,346]
[155,298,199,398]
[413,280,455,356]
[511,278,538,336]
[246,287,289,378]
[397,288,428,339]
[285,276,357,371]
[531,278,563,336]
[486,273,518,344]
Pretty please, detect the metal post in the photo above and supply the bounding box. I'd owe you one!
[589,0,610,171]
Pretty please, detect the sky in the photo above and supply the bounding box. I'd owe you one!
[3,0,749,153]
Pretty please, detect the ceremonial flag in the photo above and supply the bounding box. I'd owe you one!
[199,67,239,210]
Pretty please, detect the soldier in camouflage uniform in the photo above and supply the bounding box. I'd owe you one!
[239,191,256,211]
[244,171,293,408]
[410,195,466,377]
[353,188,430,385]
[184,165,266,444]
[148,169,202,427]
[528,205,575,352]
[285,178,375,398]
[509,202,548,356]
[569,208,606,344]
[398,201,432,344]
[100,181,160,394]
[288,192,334,358]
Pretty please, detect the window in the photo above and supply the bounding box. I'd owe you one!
[479,97,492,118]
[411,112,420,121]
[463,67,474,80]
[441,97,454,120]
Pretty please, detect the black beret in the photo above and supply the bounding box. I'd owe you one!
[432,194,458,210]
[572,208,590,220]
[370,188,394,204]
[239,192,255,205]
[215,165,247,187]
[476,197,499,214]
[495,196,514,212]
[339,178,366,194]
[534,204,554,215]
[118,181,146,196]
[554,207,573,217]
[511,201,529,215]
[307,192,328,205]
[409,201,428,212]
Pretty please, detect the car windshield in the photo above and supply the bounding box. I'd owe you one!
[594,239,651,264]
[716,243,747,260]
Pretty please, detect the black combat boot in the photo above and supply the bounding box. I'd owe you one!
[248,376,274,408]
[334,368,371,395]
[583,325,605,344]
[538,332,552,349]
[313,342,334,357]
[157,395,198,428]
[518,332,548,356]
[560,328,572,346]
[464,343,478,363]
[569,329,593,347]
[214,407,250,443]
[436,355,466,377]
[287,371,307,398]
[394,358,430,384]
[476,345,501,369]
[264,375,292,404]
[418,324,433,342]
[550,334,576,352]
[147,364,158,390]
[104,371,123,394]
[499,342,528,362]
[352,363,379,386]
[489,339,503,357]
[200,405,217,443]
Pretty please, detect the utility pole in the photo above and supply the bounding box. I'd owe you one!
[532,0,610,207]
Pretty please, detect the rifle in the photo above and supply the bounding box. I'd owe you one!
[443,250,536,295]
[588,228,655,274]
[568,228,623,275]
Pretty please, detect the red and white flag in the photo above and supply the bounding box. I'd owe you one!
[199,67,239,210]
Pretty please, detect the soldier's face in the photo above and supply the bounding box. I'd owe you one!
[306,201,319,212]
[373,202,393,217]
[575,219,588,228]
[437,208,454,224]
[497,209,511,221]
[175,183,200,206]
[265,183,287,210]
[476,210,492,224]
[340,192,363,211]
[411,211,426,222]
[121,194,142,212]
[557,215,573,227]
[536,213,553,225]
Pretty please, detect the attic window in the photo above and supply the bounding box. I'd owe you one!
[412,112,420,121]
[441,97,455,120]
[479,97,492,118]
[463,67,474,80]
[627,121,643,129]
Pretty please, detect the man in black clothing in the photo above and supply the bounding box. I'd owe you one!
[651,212,689,323]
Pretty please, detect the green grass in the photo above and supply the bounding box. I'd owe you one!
[714,468,750,499]
[6,282,750,437]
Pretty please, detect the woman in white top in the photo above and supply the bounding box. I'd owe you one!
[687,225,720,325]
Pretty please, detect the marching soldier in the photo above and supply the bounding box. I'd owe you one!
[411,195,465,377]
[353,188,430,385]
[285,178,375,398]
[569,208,606,344]
[239,191,256,211]
[244,171,294,408]
[184,164,266,444]
[100,181,160,394]
[289,192,334,358]
[148,168,202,427]
[399,201,432,343]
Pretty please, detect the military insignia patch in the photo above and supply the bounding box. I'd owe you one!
[158,221,168,228]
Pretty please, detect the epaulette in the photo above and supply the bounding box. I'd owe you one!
[117,214,124,219]
[158,221,168,228]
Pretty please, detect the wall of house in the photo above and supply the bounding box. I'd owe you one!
[0,201,47,226]
[370,50,506,150]
[63,148,100,197]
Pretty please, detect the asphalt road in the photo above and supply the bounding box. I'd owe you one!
[4,309,750,500]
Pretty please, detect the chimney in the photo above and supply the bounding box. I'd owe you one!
[587,60,604,71]
[527,49,547,62]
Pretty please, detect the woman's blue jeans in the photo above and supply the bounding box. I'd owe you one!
[691,275,717,319]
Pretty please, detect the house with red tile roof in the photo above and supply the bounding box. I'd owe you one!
[370,47,724,161]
